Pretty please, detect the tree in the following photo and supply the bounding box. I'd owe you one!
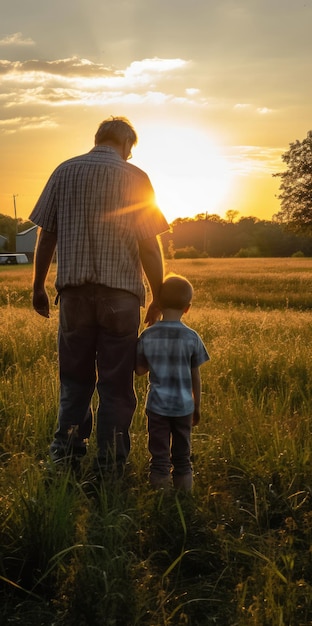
[225,209,239,223]
[0,214,17,251]
[274,130,312,233]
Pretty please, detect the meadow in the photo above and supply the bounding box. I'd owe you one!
[0,258,312,625]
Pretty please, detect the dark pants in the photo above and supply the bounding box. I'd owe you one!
[54,284,140,467]
[147,410,193,490]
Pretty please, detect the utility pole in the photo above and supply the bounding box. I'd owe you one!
[13,194,18,252]
[203,210,208,254]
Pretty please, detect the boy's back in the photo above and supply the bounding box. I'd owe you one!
[136,319,209,417]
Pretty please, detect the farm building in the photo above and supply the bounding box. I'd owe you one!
[16,225,38,261]
[0,235,8,250]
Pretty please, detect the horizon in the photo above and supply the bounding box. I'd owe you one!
[1,209,281,228]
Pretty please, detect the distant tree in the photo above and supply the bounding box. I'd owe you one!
[0,214,16,250]
[225,209,239,223]
[274,130,312,233]
[166,239,175,259]
[235,246,260,258]
[206,213,224,223]
[160,213,312,258]
[171,216,191,226]
[194,213,206,221]
[18,219,34,233]
[174,246,200,259]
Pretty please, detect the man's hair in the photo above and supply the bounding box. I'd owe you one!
[159,274,193,310]
[95,116,138,147]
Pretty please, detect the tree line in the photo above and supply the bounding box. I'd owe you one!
[1,212,312,259]
[160,215,312,258]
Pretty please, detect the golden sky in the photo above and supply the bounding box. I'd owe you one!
[1,0,312,224]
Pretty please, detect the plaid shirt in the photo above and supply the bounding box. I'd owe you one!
[136,321,210,416]
[29,146,169,305]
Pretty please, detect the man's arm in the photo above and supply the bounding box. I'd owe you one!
[32,228,57,318]
[191,366,202,426]
[138,235,164,326]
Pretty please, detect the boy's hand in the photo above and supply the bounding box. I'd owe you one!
[144,300,161,327]
[192,408,200,426]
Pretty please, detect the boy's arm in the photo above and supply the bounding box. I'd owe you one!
[135,337,149,376]
[191,366,202,426]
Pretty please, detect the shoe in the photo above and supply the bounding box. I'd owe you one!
[49,439,87,470]
[49,440,67,464]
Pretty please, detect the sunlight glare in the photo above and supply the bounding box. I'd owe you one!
[133,123,233,223]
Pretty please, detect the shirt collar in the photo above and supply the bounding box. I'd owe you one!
[90,145,123,159]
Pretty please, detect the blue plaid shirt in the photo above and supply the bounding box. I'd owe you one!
[136,320,210,416]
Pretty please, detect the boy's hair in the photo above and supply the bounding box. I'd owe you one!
[95,116,138,148]
[159,274,193,310]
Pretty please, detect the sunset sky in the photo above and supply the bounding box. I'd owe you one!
[1,0,312,224]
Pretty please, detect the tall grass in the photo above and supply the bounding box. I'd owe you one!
[1,260,312,625]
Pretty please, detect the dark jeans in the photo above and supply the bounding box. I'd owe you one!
[54,284,140,466]
[147,410,193,489]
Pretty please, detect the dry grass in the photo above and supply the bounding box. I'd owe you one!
[1,258,312,625]
[164,257,312,310]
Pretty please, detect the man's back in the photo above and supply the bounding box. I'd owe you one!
[30,145,165,302]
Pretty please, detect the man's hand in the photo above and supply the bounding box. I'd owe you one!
[144,300,161,327]
[33,287,50,318]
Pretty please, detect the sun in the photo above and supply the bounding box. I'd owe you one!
[133,122,233,223]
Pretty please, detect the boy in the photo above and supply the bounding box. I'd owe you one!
[136,274,209,490]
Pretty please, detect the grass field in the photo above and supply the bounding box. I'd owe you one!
[1,259,312,625]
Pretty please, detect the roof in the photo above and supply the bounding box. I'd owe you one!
[16,225,38,237]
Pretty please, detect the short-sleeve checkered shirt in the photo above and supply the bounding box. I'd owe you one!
[136,320,210,416]
[29,146,169,305]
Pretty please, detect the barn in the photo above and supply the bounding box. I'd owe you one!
[0,235,8,250]
[16,225,38,261]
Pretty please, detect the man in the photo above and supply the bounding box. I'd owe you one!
[30,116,169,475]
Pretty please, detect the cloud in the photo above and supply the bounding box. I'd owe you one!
[185,88,200,96]
[0,57,114,77]
[0,32,35,46]
[0,56,188,79]
[0,115,58,134]
[0,55,193,110]
[225,145,284,176]
[234,103,274,115]
[124,58,187,77]
[256,107,273,115]
[234,103,251,110]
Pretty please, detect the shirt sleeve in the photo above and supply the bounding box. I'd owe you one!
[191,334,210,368]
[29,172,58,233]
[132,170,169,240]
